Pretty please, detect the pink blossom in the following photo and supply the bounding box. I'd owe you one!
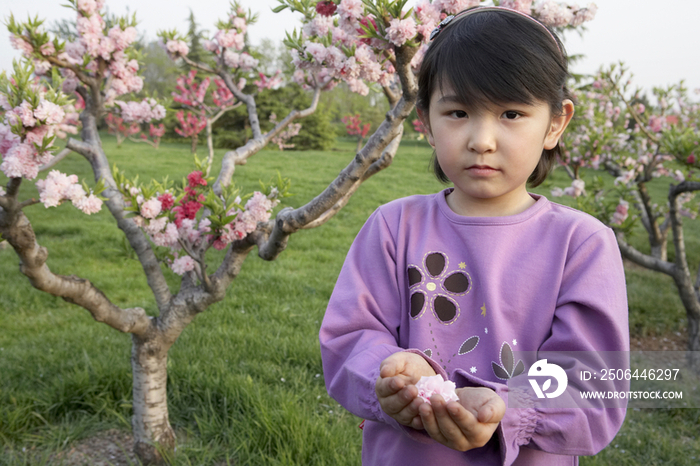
[140,197,163,219]
[232,17,247,33]
[178,218,202,244]
[238,53,259,72]
[610,200,629,226]
[500,0,533,14]
[24,126,50,146]
[115,99,165,123]
[165,40,189,57]
[203,40,219,53]
[34,101,65,125]
[9,35,33,56]
[0,124,20,156]
[0,95,10,112]
[0,186,5,197]
[550,187,564,197]
[223,50,240,68]
[35,170,84,208]
[316,0,338,17]
[615,170,636,186]
[346,78,369,96]
[216,29,244,50]
[415,375,459,404]
[563,179,586,197]
[648,115,665,132]
[97,36,116,60]
[74,193,103,214]
[171,255,196,275]
[416,0,441,25]
[386,17,417,47]
[109,26,137,51]
[77,0,100,15]
[144,217,167,235]
[158,192,175,211]
[14,101,37,127]
[570,3,597,27]
[434,0,480,15]
[64,41,86,64]
[39,42,56,56]
[1,142,39,179]
[152,222,179,247]
[33,60,52,76]
[304,15,334,38]
[337,0,364,21]
[533,0,580,27]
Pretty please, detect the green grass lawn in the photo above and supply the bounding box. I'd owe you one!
[1,135,698,465]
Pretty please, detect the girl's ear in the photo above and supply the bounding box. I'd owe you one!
[544,99,575,150]
[416,108,435,147]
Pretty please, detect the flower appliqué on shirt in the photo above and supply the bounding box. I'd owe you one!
[492,342,525,380]
[407,251,471,325]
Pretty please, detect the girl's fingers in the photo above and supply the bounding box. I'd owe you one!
[477,395,506,424]
[420,396,471,450]
[418,402,446,444]
[375,375,405,399]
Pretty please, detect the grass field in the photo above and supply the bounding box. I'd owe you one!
[0,135,698,465]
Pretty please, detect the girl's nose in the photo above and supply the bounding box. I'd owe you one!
[467,119,497,154]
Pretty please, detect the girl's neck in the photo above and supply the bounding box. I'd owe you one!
[445,188,536,217]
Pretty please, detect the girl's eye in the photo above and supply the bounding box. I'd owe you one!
[503,111,521,120]
[450,110,468,118]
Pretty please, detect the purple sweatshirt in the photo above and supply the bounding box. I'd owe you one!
[320,189,629,466]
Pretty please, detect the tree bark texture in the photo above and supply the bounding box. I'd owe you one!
[132,333,176,465]
[617,181,700,371]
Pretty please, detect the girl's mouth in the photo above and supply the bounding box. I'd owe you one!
[467,164,499,175]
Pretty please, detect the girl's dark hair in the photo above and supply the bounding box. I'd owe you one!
[417,8,573,187]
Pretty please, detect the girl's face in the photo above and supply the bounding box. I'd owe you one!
[422,84,574,217]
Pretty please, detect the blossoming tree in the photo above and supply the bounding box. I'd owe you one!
[106,98,167,148]
[1,0,595,462]
[342,113,371,151]
[552,64,700,367]
[172,69,242,172]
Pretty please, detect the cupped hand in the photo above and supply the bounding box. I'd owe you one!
[418,387,505,451]
[375,352,436,429]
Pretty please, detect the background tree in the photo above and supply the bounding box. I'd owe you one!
[172,69,242,173]
[553,64,700,368]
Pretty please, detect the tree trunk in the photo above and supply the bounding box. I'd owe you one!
[191,134,198,154]
[206,120,214,177]
[131,332,176,465]
[669,271,700,371]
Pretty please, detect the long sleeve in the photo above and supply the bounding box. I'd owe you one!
[453,227,629,465]
[320,208,406,428]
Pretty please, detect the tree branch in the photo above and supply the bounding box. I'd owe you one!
[615,232,675,276]
[40,147,73,172]
[179,55,216,74]
[74,97,173,311]
[213,86,322,193]
[302,126,404,230]
[0,207,151,335]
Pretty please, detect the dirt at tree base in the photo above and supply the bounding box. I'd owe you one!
[49,429,140,466]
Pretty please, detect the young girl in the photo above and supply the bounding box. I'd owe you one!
[320,6,629,466]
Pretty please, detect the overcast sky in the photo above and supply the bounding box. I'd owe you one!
[1,0,699,93]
